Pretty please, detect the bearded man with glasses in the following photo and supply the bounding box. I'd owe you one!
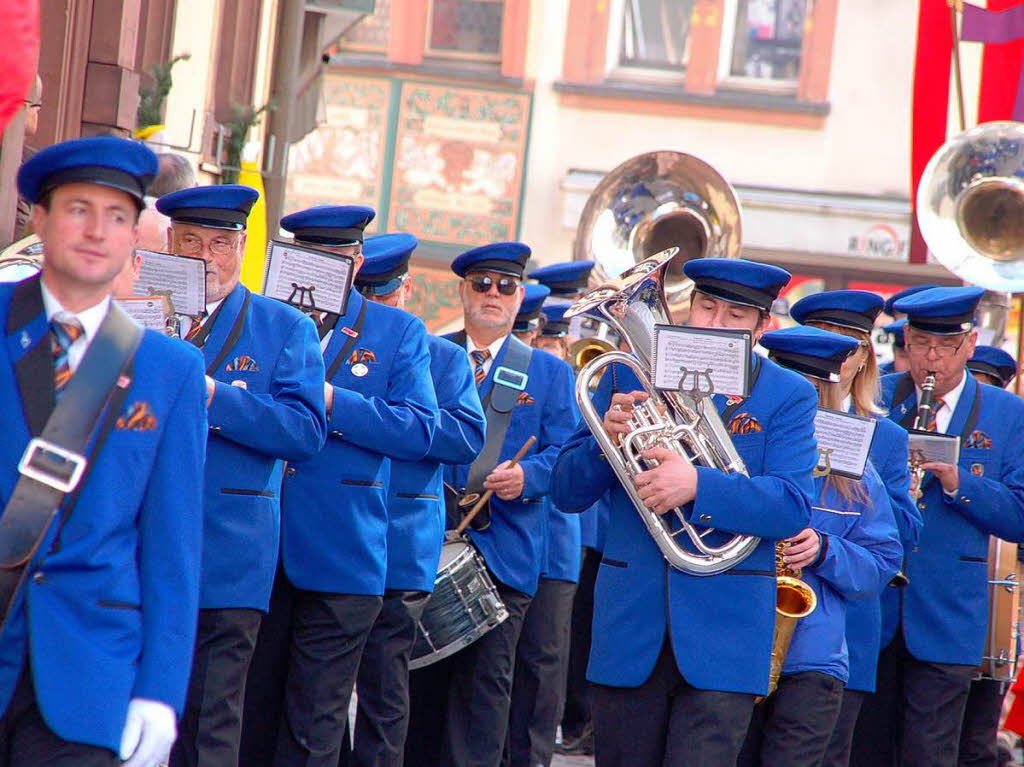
[853,286,1024,767]
[405,242,578,767]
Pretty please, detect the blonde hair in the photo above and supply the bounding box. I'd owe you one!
[807,321,885,417]
[816,378,872,507]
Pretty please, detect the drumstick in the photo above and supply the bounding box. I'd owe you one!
[455,435,537,535]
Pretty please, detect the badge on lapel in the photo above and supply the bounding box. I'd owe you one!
[726,395,743,407]
[116,402,158,431]
[729,412,762,435]
[19,330,30,350]
[971,463,985,477]
[225,355,259,372]
[348,348,376,377]
[964,430,992,450]
[516,391,535,406]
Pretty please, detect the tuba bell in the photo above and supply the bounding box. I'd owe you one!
[0,234,43,283]
[566,247,759,576]
[574,150,743,320]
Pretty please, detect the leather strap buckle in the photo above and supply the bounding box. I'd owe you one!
[17,438,87,494]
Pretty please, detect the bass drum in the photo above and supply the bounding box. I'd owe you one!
[0,234,42,283]
[409,536,508,670]
[983,537,1020,682]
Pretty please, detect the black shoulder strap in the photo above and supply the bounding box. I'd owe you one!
[721,355,763,424]
[205,290,251,376]
[0,303,142,627]
[466,336,533,496]
[959,384,982,442]
[325,298,368,381]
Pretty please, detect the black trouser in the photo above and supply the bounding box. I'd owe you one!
[738,671,845,767]
[405,579,532,767]
[958,677,1008,767]
[345,589,430,767]
[852,631,978,767]
[240,567,382,767]
[170,607,262,767]
[561,547,600,742]
[0,662,116,767]
[820,688,867,767]
[505,577,577,767]
[591,638,756,767]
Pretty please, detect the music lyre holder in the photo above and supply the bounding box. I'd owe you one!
[677,366,715,403]
[147,288,180,337]
[288,283,318,313]
[814,448,834,479]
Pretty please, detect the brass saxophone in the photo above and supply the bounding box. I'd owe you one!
[764,539,818,698]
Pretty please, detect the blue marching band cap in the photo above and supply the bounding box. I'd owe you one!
[683,258,791,313]
[968,345,1018,388]
[18,136,158,208]
[540,301,573,337]
[513,284,551,333]
[451,242,532,279]
[528,261,595,297]
[790,289,884,333]
[883,318,908,349]
[156,184,259,231]
[892,286,986,335]
[356,233,418,295]
[280,205,376,246]
[883,284,938,316]
[760,326,860,383]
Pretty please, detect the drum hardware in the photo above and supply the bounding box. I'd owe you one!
[983,537,1021,682]
[410,436,536,669]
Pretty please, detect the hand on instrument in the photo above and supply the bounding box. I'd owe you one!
[635,447,697,513]
[484,460,525,500]
[919,461,960,495]
[783,528,821,570]
[324,382,334,419]
[204,375,215,407]
[119,698,176,767]
[603,390,647,442]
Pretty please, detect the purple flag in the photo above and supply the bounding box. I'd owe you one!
[961,2,1024,121]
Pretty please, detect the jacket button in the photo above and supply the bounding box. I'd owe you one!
[286,468,296,477]
[699,514,712,522]
[32,572,44,584]
[330,430,343,438]
[960,496,970,504]
[918,503,926,511]
[210,425,222,433]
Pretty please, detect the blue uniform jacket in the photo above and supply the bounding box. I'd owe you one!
[880,371,1024,664]
[444,332,578,598]
[282,290,438,594]
[579,498,603,550]
[385,335,485,592]
[199,284,326,610]
[550,354,818,694]
[844,415,921,691]
[783,466,902,684]
[542,501,581,583]
[0,277,207,752]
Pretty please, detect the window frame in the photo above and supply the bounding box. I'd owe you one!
[604,0,690,85]
[423,0,505,63]
[715,0,806,94]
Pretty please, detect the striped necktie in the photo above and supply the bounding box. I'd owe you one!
[51,318,84,396]
[924,397,946,432]
[184,312,207,343]
[470,349,490,385]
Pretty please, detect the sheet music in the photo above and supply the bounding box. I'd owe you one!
[813,408,878,480]
[908,431,961,466]
[651,325,750,397]
[263,240,354,316]
[133,250,206,317]
[115,296,167,333]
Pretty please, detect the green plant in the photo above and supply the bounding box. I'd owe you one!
[221,101,275,184]
[137,52,191,129]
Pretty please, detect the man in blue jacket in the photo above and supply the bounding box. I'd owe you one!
[345,233,486,767]
[0,137,207,766]
[157,185,327,767]
[406,242,578,767]
[855,286,1024,767]
[550,258,818,767]
[241,206,438,767]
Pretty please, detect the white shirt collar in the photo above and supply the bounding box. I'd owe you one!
[204,297,225,318]
[465,334,506,361]
[915,370,967,432]
[39,280,110,341]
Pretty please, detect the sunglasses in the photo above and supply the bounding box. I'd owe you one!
[468,275,519,296]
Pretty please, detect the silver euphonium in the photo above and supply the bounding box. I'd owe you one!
[565,247,759,575]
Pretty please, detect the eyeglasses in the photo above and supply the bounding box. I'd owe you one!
[468,275,519,296]
[179,234,237,257]
[905,334,968,358]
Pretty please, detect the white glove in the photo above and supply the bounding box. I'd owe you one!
[119,698,177,767]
